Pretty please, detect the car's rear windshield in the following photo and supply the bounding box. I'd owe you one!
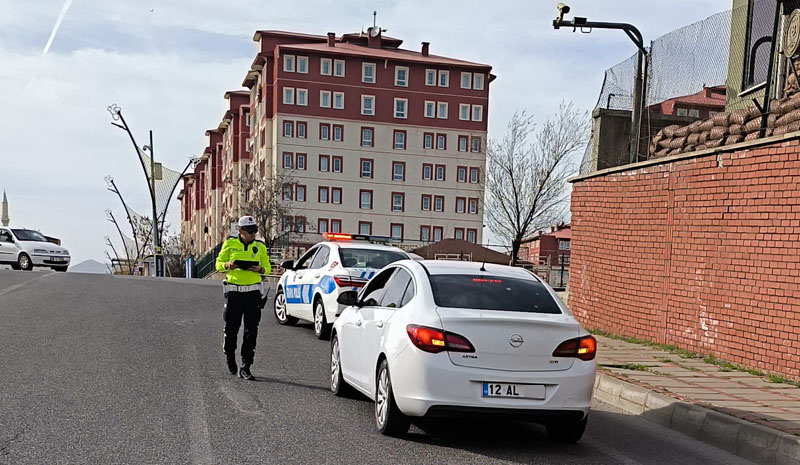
[340,248,406,269]
[11,229,47,242]
[429,274,562,314]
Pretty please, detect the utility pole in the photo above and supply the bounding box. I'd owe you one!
[149,131,164,277]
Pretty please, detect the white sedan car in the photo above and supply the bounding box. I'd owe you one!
[330,260,597,441]
[0,227,71,271]
[274,234,409,339]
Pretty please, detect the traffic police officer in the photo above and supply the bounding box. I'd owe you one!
[215,215,271,380]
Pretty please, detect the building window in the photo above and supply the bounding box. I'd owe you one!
[559,240,571,250]
[283,152,293,169]
[467,229,477,244]
[472,105,483,122]
[421,194,431,211]
[296,89,308,106]
[360,159,373,178]
[319,155,330,172]
[437,102,448,119]
[283,121,293,137]
[435,164,445,181]
[459,104,470,121]
[742,0,777,90]
[461,72,472,89]
[438,70,449,87]
[424,101,435,118]
[333,124,343,141]
[469,167,479,183]
[359,222,372,235]
[318,219,328,233]
[331,219,342,233]
[319,187,329,203]
[283,87,294,105]
[471,137,481,153]
[423,133,434,149]
[473,73,484,90]
[295,217,306,233]
[458,135,468,152]
[433,226,443,242]
[332,156,342,173]
[394,98,407,119]
[333,92,344,109]
[457,166,467,183]
[331,187,342,204]
[390,223,404,240]
[454,228,464,240]
[362,63,376,83]
[420,226,431,241]
[361,127,373,147]
[296,122,306,138]
[394,130,406,150]
[320,58,332,76]
[425,69,436,86]
[283,54,295,72]
[392,162,405,181]
[676,108,688,116]
[456,197,466,213]
[296,153,306,170]
[297,56,308,74]
[334,59,345,77]
[422,164,432,180]
[359,190,373,209]
[319,123,330,140]
[395,66,409,86]
[468,198,478,214]
[688,109,700,118]
[392,193,404,212]
[295,185,306,202]
[283,217,292,232]
[361,95,375,115]
[434,195,444,212]
[283,184,292,200]
[320,90,331,108]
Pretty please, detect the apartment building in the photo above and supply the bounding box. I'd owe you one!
[182,27,492,256]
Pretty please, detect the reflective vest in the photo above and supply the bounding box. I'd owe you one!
[214,236,271,286]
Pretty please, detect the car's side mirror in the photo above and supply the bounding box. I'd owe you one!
[280,259,294,270]
[337,291,359,307]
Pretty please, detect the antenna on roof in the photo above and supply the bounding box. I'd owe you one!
[480,241,487,272]
[373,10,377,28]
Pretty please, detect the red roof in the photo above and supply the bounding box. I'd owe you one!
[278,42,491,69]
[522,224,571,243]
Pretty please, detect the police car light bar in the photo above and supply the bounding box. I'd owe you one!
[323,233,353,241]
[323,232,398,243]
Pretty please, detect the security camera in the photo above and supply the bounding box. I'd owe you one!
[554,3,570,27]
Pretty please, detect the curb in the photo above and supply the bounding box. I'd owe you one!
[593,372,800,465]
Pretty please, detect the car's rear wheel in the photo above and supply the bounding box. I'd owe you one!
[314,299,331,340]
[330,334,356,397]
[375,359,410,436]
[17,253,33,271]
[546,416,588,443]
[274,288,297,325]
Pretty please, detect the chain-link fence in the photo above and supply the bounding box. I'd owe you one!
[581,0,800,174]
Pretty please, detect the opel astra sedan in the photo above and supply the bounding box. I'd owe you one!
[330,260,596,441]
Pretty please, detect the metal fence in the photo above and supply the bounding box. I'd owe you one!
[195,241,223,279]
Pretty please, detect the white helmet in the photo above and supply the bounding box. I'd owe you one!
[237,215,257,228]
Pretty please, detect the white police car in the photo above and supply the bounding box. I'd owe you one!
[274,233,410,339]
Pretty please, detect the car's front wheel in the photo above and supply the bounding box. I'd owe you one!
[546,416,588,443]
[375,359,410,436]
[17,253,33,271]
[330,334,356,398]
[273,288,297,325]
[314,299,331,340]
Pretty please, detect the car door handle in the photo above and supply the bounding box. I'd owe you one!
[375,320,384,328]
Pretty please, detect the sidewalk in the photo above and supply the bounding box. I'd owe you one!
[593,334,800,464]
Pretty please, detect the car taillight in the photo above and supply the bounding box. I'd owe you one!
[552,335,597,361]
[406,325,475,353]
[333,275,366,288]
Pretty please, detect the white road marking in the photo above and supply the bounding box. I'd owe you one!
[185,343,213,465]
[0,272,54,297]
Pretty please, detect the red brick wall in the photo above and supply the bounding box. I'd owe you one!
[570,138,800,381]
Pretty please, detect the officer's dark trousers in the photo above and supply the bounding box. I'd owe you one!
[223,290,262,366]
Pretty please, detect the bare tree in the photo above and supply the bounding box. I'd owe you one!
[485,104,588,266]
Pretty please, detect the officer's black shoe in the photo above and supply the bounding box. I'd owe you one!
[226,357,237,375]
[239,365,255,381]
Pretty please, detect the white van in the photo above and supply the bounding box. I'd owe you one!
[0,228,71,271]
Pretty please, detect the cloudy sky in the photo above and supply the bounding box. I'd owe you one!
[0,0,730,266]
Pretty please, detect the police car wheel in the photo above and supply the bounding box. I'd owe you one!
[314,300,331,340]
[274,288,297,325]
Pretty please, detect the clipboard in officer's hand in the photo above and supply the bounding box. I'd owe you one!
[233,259,259,269]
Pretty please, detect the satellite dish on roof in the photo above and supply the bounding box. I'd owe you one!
[369,27,380,37]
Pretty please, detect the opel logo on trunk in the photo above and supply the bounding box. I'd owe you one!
[508,334,524,347]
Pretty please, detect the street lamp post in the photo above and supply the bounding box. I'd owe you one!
[553,3,647,164]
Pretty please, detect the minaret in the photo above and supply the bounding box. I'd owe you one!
[1,190,9,227]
